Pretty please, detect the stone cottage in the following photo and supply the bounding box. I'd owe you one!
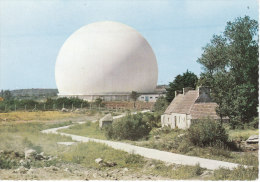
[161,87,223,129]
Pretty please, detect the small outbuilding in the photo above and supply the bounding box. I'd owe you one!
[161,87,223,129]
[99,113,113,128]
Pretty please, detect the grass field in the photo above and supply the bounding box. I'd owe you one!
[0,111,86,122]
[228,129,259,140]
[0,120,206,180]
[0,111,258,180]
[60,121,106,139]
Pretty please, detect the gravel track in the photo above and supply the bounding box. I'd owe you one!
[41,111,242,170]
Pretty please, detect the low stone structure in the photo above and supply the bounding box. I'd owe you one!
[99,114,113,128]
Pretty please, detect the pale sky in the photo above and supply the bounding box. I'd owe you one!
[0,0,258,90]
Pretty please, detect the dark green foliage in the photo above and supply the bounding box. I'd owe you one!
[197,16,258,128]
[93,98,104,107]
[187,119,229,147]
[142,112,161,128]
[166,70,198,102]
[104,113,152,140]
[0,156,18,169]
[0,97,89,112]
[153,96,169,114]
[124,153,144,164]
[0,90,13,101]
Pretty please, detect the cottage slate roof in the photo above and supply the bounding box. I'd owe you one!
[164,89,220,119]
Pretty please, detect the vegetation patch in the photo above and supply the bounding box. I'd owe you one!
[104,113,152,140]
[213,166,258,180]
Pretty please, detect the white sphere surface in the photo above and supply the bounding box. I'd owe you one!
[55,21,158,95]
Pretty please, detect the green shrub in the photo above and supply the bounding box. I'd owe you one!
[0,156,18,169]
[104,113,151,140]
[187,119,229,147]
[124,153,144,164]
[193,163,203,176]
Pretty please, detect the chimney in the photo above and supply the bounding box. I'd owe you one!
[195,86,212,103]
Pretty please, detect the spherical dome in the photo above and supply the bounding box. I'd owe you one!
[55,21,158,95]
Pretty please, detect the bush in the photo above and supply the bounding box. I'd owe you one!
[153,96,169,114]
[104,113,151,140]
[187,119,229,147]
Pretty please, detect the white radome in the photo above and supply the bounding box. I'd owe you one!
[55,21,158,95]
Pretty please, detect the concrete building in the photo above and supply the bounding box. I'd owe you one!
[55,21,158,101]
[161,87,223,129]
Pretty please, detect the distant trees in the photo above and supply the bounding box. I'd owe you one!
[0,90,12,101]
[197,16,258,128]
[166,70,198,102]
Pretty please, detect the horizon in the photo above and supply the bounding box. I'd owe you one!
[0,0,258,90]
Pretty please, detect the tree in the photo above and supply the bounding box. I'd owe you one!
[130,91,139,108]
[166,70,198,102]
[197,16,258,128]
[0,90,12,101]
[153,96,169,114]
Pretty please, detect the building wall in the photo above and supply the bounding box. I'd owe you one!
[138,94,165,102]
[161,113,191,129]
[59,93,164,102]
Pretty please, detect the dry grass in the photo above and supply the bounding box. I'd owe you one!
[228,129,259,141]
[0,111,85,123]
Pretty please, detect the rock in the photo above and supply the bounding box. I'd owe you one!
[0,150,4,154]
[95,158,103,164]
[201,170,213,176]
[123,168,129,172]
[154,135,160,140]
[177,133,185,138]
[245,144,257,151]
[25,149,37,159]
[246,135,259,144]
[105,161,117,167]
[57,142,76,146]
[35,154,45,160]
[99,114,113,128]
[14,166,28,174]
[64,168,70,172]
[61,108,69,112]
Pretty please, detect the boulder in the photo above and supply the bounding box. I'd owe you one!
[25,149,37,159]
[154,135,160,140]
[35,154,45,160]
[99,114,113,128]
[95,158,103,164]
[14,166,28,174]
[246,135,259,144]
[105,161,117,167]
[61,108,69,112]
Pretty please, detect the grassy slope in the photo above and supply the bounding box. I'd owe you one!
[60,121,106,139]
[0,121,205,180]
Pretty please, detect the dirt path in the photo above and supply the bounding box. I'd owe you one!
[41,111,242,171]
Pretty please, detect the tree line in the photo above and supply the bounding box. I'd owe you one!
[156,16,258,129]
